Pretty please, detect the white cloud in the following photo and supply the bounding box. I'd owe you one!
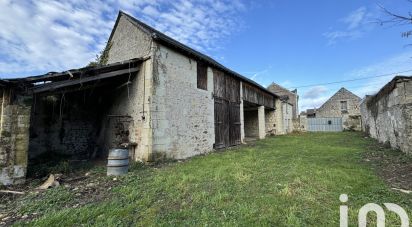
[0,0,246,77]
[342,7,367,30]
[346,51,412,97]
[299,95,330,112]
[323,6,375,45]
[303,86,328,99]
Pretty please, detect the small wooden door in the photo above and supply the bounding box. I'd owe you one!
[213,70,241,149]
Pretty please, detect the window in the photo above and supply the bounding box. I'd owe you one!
[340,101,348,111]
[197,62,207,90]
[328,120,332,125]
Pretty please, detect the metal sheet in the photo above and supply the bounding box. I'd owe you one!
[307,117,343,132]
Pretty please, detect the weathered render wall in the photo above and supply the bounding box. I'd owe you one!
[99,61,153,161]
[316,88,361,118]
[361,79,412,154]
[0,89,31,185]
[267,83,299,119]
[105,15,154,161]
[273,99,285,135]
[106,15,152,63]
[151,44,215,160]
[282,102,293,133]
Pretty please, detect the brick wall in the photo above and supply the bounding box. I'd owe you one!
[0,89,31,185]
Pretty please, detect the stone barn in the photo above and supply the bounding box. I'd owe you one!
[308,87,362,131]
[0,11,281,185]
[360,76,412,154]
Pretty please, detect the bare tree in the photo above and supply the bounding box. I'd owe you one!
[378,3,412,38]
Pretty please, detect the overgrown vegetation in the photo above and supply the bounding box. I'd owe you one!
[7,132,412,226]
[87,42,112,67]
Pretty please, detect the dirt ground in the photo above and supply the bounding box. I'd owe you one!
[0,160,122,226]
[363,138,412,191]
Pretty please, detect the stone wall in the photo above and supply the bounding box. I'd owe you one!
[282,102,293,133]
[316,88,361,118]
[316,87,361,131]
[100,61,153,161]
[151,44,215,160]
[265,109,276,136]
[244,110,259,138]
[273,99,285,135]
[267,83,299,119]
[342,114,361,131]
[299,115,307,132]
[361,78,412,154]
[106,15,152,63]
[0,89,31,185]
[29,93,100,158]
[106,14,154,161]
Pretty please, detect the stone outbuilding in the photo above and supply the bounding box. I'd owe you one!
[267,82,299,119]
[313,87,361,131]
[0,11,283,185]
[360,76,412,154]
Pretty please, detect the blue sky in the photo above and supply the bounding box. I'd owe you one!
[0,0,411,111]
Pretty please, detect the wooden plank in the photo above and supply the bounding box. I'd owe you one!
[31,67,139,93]
[242,83,274,109]
[197,62,207,90]
[214,69,242,148]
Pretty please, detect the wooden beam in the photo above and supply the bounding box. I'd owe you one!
[31,67,139,94]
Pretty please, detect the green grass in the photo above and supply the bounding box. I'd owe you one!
[15,132,412,226]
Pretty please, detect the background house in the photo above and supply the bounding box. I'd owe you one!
[301,88,361,131]
[267,82,299,119]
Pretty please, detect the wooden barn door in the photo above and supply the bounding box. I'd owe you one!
[213,70,241,149]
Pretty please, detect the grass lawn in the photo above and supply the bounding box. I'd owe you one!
[12,132,412,226]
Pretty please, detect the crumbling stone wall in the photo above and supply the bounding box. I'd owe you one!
[0,89,31,185]
[361,78,412,154]
[342,114,361,131]
[299,115,307,132]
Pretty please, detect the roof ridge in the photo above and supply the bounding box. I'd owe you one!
[116,11,279,98]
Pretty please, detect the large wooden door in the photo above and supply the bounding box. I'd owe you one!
[213,70,241,149]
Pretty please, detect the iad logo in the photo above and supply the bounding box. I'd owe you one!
[339,194,410,227]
